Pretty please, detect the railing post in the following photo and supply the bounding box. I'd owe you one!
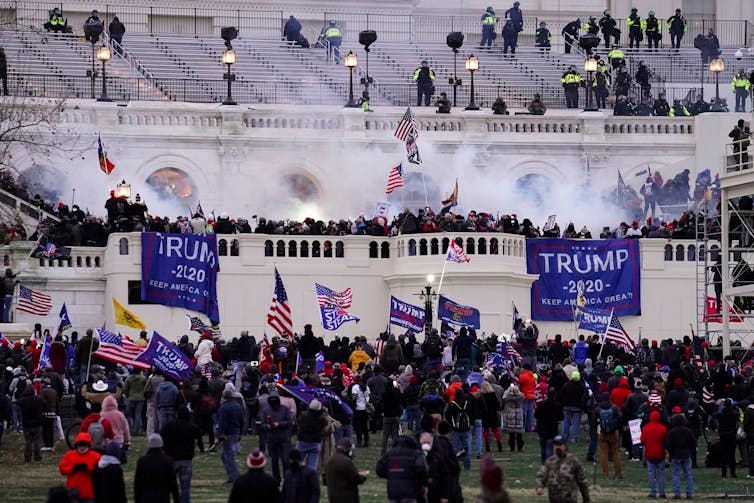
[149,6,153,34]
[194,8,197,37]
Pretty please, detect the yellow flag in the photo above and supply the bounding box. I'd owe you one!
[112,297,147,330]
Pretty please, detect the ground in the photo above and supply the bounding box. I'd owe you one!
[0,431,752,502]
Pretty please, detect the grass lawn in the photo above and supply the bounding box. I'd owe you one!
[1,431,753,502]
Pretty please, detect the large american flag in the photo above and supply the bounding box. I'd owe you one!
[446,240,470,263]
[93,329,150,369]
[394,107,418,141]
[315,282,353,309]
[267,268,293,336]
[604,310,635,352]
[385,163,405,194]
[16,285,53,316]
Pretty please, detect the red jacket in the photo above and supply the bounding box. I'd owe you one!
[58,433,102,500]
[80,413,115,441]
[610,377,631,410]
[640,410,668,461]
[518,370,536,400]
[444,381,463,403]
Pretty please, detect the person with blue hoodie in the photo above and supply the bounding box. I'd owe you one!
[572,335,588,365]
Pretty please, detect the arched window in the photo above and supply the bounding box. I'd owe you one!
[675,245,684,262]
[419,239,428,256]
[664,244,673,261]
[119,238,129,255]
[288,241,297,257]
[300,241,309,257]
[218,239,228,256]
[442,238,450,254]
[264,240,273,257]
[369,241,378,258]
[430,239,439,255]
[76,256,82,267]
[687,245,696,262]
[408,239,417,256]
[94,257,101,267]
[335,242,345,258]
[478,238,487,255]
[312,241,321,257]
[276,240,286,257]
[490,238,499,255]
[381,241,390,258]
[85,256,92,267]
[230,239,240,257]
[324,241,333,258]
[466,237,475,255]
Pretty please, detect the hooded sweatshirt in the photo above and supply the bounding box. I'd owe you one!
[640,410,667,461]
[59,433,102,500]
[610,377,632,410]
[100,395,130,445]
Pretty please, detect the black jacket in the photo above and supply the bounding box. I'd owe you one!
[230,469,282,503]
[296,409,327,443]
[717,405,740,439]
[376,436,427,501]
[382,386,404,418]
[134,449,179,503]
[93,461,127,503]
[161,418,201,461]
[558,380,585,409]
[535,397,563,438]
[665,416,696,459]
[18,393,45,428]
[282,465,320,503]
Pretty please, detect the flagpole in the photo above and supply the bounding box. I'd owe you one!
[570,304,579,340]
[437,259,449,296]
[85,335,95,383]
[419,166,429,208]
[597,308,614,361]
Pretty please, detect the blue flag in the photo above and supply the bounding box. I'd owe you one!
[135,331,193,381]
[37,334,51,370]
[438,295,481,329]
[283,385,353,417]
[577,306,612,333]
[484,352,505,370]
[59,303,72,331]
[315,351,325,373]
[319,307,360,331]
[389,296,425,333]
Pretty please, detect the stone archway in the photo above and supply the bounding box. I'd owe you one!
[144,167,198,206]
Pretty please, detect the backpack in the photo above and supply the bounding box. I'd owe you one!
[13,378,27,400]
[424,336,443,359]
[198,394,218,415]
[420,379,443,398]
[599,406,618,433]
[450,400,471,432]
[88,417,105,449]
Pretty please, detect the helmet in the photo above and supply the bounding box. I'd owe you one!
[486,6,494,12]
[603,10,610,16]
[648,10,655,16]
[539,21,546,27]
[631,7,637,12]
[329,20,336,26]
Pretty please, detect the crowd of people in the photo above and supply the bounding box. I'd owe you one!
[2,319,754,502]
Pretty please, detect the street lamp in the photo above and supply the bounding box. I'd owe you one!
[583,57,598,111]
[115,179,131,199]
[709,58,725,108]
[222,49,237,105]
[465,55,480,110]
[344,51,359,108]
[420,274,437,335]
[96,45,112,102]
[447,32,465,108]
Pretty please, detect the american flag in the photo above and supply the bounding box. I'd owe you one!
[268,268,293,336]
[93,329,150,369]
[604,310,635,352]
[315,282,353,309]
[394,107,418,141]
[185,314,222,339]
[385,163,405,194]
[505,342,522,361]
[446,240,470,263]
[16,285,53,316]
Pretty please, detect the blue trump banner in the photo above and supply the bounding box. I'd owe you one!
[320,307,360,331]
[577,306,612,333]
[526,239,641,321]
[438,295,481,329]
[389,296,425,333]
[141,233,220,323]
[135,331,193,381]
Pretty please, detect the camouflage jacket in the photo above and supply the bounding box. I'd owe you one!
[536,453,590,503]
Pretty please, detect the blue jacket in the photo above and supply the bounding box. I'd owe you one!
[155,380,178,409]
[217,399,244,437]
[573,341,588,365]
[376,436,427,500]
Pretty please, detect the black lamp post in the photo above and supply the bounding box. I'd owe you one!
[420,274,437,335]
[447,32,465,107]
[709,58,725,107]
[465,54,480,110]
[359,30,376,92]
[96,45,112,102]
[222,49,237,105]
[344,51,359,107]
[583,56,598,111]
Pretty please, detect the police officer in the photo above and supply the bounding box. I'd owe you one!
[593,66,610,109]
[653,92,670,116]
[607,44,625,71]
[501,18,517,55]
[626,8,643,49]
[504,1,524,46]
[536,436,590,503]
[598,10,618,48]
[635,61,651,100]
[44,7,66,33]
[644,11,661,50]
[561,65,583,109]
[536,21,551,52]
[614,95,635,116]
[322,20,342,63]
[561,19,580,54]
[480,7,498,49]
[732,69,751,112]
[413,60,436,107]
[583,16,599,36]
[669,99,690,117]
[667,9,687,49]
[614,67,631,98]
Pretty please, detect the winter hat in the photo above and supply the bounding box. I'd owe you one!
[570,371,581,381]
[309,399,322,411]
[437,421,451,435]
[648,391,662,405]
[247,448,267,469]
[671,406,682,414]
[673,378,684,388]
[147,434,164,449]
[613,365,624,375]
[451,375,461,383]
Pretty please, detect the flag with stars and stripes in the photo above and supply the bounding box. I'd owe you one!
[315,283,353,309]
[93,329,150,369]
[604,309,635,352]
[394,107,418,141]
[385,163,405,194]
[268,268,293,336]
[446,240,470,263]
[16,285,53,316]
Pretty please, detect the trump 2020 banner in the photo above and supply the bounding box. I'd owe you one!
[438,295,481,329]
[389,296,425,333]
[141,233,220,323]
[526,239,641,321]
[136,331,193,381]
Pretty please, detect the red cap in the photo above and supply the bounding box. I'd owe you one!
[470,384,479,392]
[672,406,682,414]
[674,378,684,387]
[651,340,658,346]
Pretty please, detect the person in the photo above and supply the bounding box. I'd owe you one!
[535,21,551,52]
[418,431,450,503]
[614,68,631,98]
[262,390,293,484]
[83,10,103,44]
[729,119,751,169]
[1,268,15,322]
[626,8,643,49]
[124,368,146,435]
[640,175,657,218]
[501,18,517,55]
[321,21,342,63]
[716,398,739,478]
[536,436,590,503]
[607,44,624,71]
[76,329,100,386]
[689,94,710,115]
[635,61,651,100]
[559,371,584,444]
[59,433,101,502]
[653,92,670,116]
[641,410,667,498]
[598,10,617,48]
[413,60,436,107]
[669,99,690,117]
[561,66,582,109]
[503,383,524,452]
[595,391,622,479]
[490,97,508,115]
[561,19,580,54]
[478,456,512,503]
[732,69,751,112]
[283,15,302,45]
[535,388,563,464]
[93,441,127,503]
[583,17,598,36]
[18,385,44,463]
[282,449,320,503]
[376,435,427,503]
[134,434,180,503]
[445,388,472,470]
[480,7,497,49]
[351,378,370,447]
[99,394,130,459]
[436,92,451,113]
[217,388,244,483]
[161,406,202,503]
[743,398,754,478]
[296,398,327,470]
[504,1,523,45]
[324,438,368,503]
[698,29,720,65]
[108,16,125,54]
[0,47,7,96]
[44,7,68,33]
[519,363,536,432]
[644,11,661,50]
[155,377,179,431]
[665,412,695,499]
[593,69,610,109]
[230,449,281,503]
[667,9,687,49]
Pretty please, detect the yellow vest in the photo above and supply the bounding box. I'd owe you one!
[325,27,341,38]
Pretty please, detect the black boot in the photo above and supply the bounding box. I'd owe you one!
[497,440,503,452]
[485,442,491,453]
